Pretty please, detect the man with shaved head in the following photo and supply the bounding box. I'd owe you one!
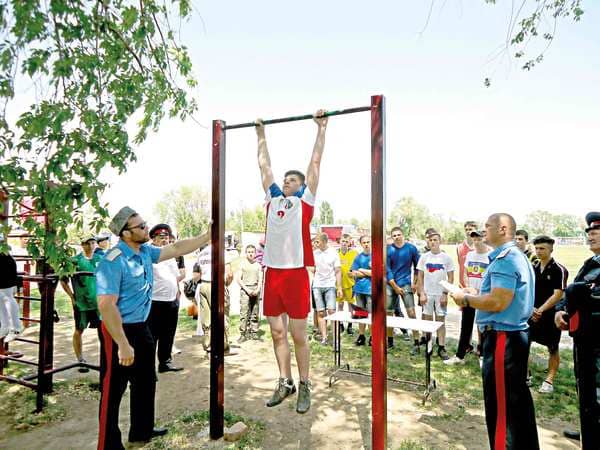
[451,213,539,449]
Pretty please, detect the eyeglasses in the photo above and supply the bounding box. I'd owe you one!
[126,222,147,231]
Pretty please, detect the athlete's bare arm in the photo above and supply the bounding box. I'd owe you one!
[305,110,328,195]
[256,119,274,192]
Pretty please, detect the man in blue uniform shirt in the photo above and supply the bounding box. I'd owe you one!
[95,206,210,450]
[452,213,539,450]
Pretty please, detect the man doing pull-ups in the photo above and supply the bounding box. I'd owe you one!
[256,110,328,414]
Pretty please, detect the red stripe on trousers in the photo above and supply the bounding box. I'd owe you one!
[97,323,114,450]
[494,331,507,450]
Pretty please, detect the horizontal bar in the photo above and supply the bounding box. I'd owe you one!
[223,105,372,130]
[14,336,39,345]
[0,374,37,389]
[20,317,40,323]
[15,296,42,302]
[0,355,38,366]
[44,362,100,376]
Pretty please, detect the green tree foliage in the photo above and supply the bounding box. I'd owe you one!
[524,210,584,237]
[483,0,585,82]
[388,197,441,239]
[226,205,266,234]
[0,0,197,273]
[154,185,209,239]
[319,201,334,225]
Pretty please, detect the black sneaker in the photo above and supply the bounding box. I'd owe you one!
[340,323,345,333]
[387,337,394,348]
[368,336,372,346]
[266,378,296,407]
[355,334,366,346]
[346,324,354,335]
[402,332,411,342]
[437,347,449,361]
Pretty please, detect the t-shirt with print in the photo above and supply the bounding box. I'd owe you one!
[464,250,490,293]
[313,247,341,288]
[417,251,455,295]
[263,183,315,269]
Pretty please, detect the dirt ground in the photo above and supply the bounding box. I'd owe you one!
[0,307,580,450]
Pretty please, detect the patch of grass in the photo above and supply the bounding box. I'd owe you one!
[147,410,265,449]
[310,331,579,422]
[396,440,429,450]
[0,369,99,433]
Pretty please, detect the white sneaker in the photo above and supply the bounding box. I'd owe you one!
[539,381,554,394]
[479,357,483,369]
[4,330,19,343]
[443,355,466,365]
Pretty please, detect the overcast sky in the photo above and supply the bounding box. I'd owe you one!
[25,2,600,228]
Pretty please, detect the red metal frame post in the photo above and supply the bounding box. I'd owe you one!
[210,120,226,439]
[370,94,387,449]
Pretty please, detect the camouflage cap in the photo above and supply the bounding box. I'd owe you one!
[81,236,97,244]
[108,206,137,236]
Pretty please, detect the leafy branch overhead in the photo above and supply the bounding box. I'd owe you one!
[484,0,584,82]
[0,0,197,273]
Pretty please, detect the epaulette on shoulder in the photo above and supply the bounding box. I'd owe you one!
[496,248,511,259]
[106,248,122,262]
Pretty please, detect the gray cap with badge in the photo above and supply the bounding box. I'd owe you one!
[108,206,137,236]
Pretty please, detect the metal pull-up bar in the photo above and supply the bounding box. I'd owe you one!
[223,106,372,130]
[210,95,387,449]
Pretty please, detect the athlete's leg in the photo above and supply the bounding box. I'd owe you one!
[267,314,292,379]
[289,317,310,381]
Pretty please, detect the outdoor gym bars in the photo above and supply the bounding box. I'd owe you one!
[223,106,372,130]
[210,95,387,449]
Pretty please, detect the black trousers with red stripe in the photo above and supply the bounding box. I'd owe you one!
[481,329,539,450]
[573,339,600,449]
[98,322,156,450]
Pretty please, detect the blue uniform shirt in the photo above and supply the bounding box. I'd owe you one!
[95,240,161,324]
[386,242,420,287]
[351,252,372,295]
[476,241,535,332]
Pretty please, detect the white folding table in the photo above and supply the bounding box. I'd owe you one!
[325,310,444,403]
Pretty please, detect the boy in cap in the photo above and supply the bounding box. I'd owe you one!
[445,230,490,365]
[60,236,103,372]
[95,232,111,257]
[95,207,210,449]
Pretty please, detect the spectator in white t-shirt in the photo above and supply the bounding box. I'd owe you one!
[417,231,455,360]
[445,230,490,365]
[310,233,342,345]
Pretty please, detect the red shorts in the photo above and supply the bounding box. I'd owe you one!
[263,267,310,319]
